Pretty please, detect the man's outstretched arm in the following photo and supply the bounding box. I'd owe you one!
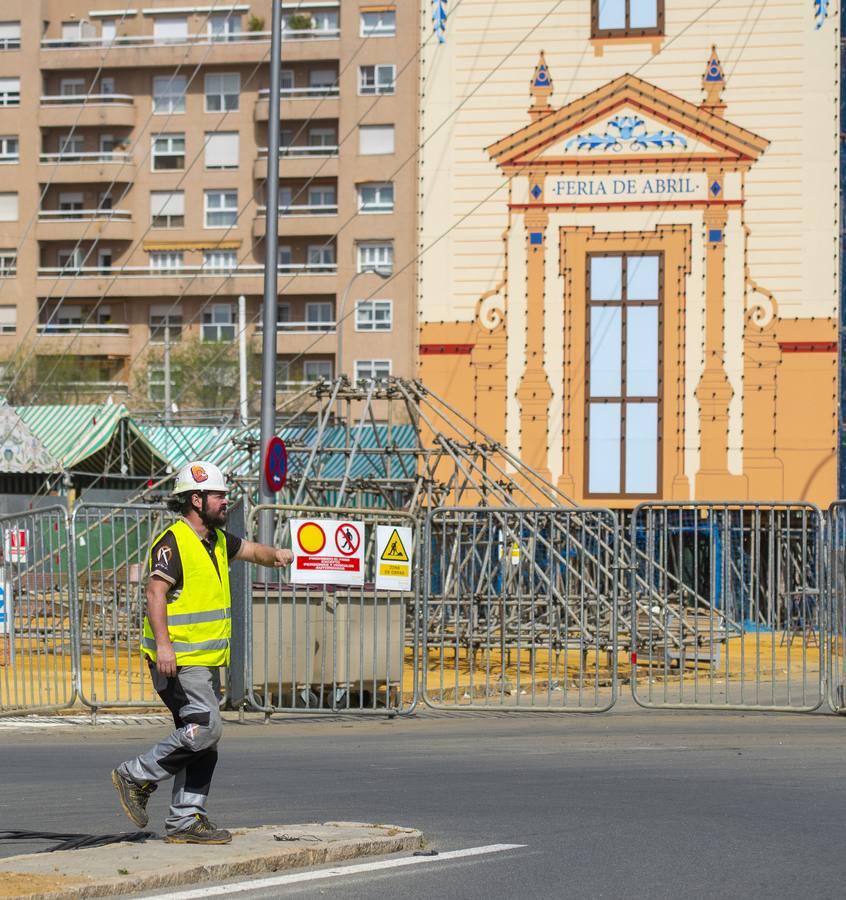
[235,540,293,568]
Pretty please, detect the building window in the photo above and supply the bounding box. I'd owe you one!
[202,302,235,341]
[150,190,184,228]
[357,241,393,274]
[152,134,185,170]
[355,359,391,381]
[153,75,186,113]
[57,248,83,272]
[58,133,84,160]
[149,251,184,272]
[307,243,335,271]
[147,363,176,403]
[308,127,337,150]
[304,359,333,381]
[586,253,662,497]
[359,64,395,95]
[0,23,21,51]
[204,190,238,227]
[0,78,20,107]
[356,299,392,332]
[360,9,396,36]
[205,73,240,112]
[149,304,182,342]
[0,136,18,162]
[0,306,15,333]
[208,13,241,40]
[357,182,394,213]
[0,193,18,222]
[591,0,663,36]
[359,124,394,155]
[0,250,16,276]
[308,185,336,211]
[60,78,86,97]
[278,245,292,268]
[204,132,239,169]
[203,249,238,271]
[153,16,188,44]
[305,302,333,330]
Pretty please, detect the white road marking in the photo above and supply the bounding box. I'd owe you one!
[143,843,526,899]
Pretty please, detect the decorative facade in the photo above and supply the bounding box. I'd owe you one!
[418,1,839,507]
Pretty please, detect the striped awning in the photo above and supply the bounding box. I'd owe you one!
[17,403,168,476]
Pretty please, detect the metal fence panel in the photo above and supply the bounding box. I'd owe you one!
[72,503,168,709]
[630,502,824,711]
[422,507,618,712]
[0,506,76,714]
[827,501,846,713]
[246,505,418,716]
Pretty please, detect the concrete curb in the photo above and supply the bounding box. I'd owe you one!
[0,822,423,899]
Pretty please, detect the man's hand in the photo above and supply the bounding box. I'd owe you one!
[156,641,177,677]
[273,548,294,568]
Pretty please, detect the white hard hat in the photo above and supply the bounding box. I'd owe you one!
[172,460,228,495]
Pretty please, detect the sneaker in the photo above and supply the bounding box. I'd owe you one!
[111,769,157,828]
[165,814,232,845]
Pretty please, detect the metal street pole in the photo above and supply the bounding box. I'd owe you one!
[258,0,283,543]
[238,293,248,426]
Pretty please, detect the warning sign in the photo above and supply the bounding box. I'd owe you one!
[291,519,364,586]
[375,525,413,591]
[4,529,27,564]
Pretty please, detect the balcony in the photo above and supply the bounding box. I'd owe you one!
[38,94,136,128]
[253,322,338,355]
[36,262,337,297]
[254,145,339,179]
[38,29,337,69]
[35,322,131,355]
[254,204,339,239]
[36,209,133,241]
[38,152,135,184]
[254,86,339,121]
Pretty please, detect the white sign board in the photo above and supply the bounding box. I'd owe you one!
[0,568,10,635]
[291,519,365,586]
[4,529,27,564]
[375,525,413,591]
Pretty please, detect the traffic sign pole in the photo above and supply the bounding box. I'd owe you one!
[257,0,283,545]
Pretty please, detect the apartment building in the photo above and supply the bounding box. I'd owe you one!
[0,0,415,411]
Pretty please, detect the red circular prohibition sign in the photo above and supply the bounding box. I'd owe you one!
[334,523,360,556]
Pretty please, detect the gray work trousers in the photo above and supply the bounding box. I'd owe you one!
[118,664,223,834]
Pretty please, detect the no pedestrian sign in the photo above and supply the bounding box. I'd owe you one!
[291,519,364,586]
[375,525,413,591]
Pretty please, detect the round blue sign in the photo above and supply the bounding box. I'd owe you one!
[264,436,288,492]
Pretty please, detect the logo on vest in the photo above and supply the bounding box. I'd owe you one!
[191,465,208,483]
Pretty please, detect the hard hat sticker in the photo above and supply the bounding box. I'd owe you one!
[191,465,208,483]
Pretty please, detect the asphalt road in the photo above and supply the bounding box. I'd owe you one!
[1,700,845,899]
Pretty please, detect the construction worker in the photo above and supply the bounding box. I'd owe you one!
[111,460,293,844]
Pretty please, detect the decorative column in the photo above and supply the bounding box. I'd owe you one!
[518,194,553,483]
[742,298,783,498]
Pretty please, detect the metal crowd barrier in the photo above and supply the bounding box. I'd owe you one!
[630,502,824,712]
[0,506,76,715]
[422,506,619,712]
[71,503,168,709]
[826,501,846,713]
[246,504,418,716]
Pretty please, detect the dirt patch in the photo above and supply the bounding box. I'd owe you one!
[0,872,89,898]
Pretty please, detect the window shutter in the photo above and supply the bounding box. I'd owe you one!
[205,132,239,168]
[359,125,394,155]
[0,193,18,221]
[150,191,184,217]
[0,23,21,39]
[153,17,187,39]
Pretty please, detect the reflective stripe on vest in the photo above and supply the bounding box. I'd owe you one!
[142,520,232,667]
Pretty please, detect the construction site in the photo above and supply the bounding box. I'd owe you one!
[0,376,836,721]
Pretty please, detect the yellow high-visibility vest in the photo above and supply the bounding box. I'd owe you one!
[142,520,231,667]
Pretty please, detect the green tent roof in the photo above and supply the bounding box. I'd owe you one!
[18,403,168,475]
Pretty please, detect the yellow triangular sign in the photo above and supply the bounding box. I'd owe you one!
[380,529,409,562]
